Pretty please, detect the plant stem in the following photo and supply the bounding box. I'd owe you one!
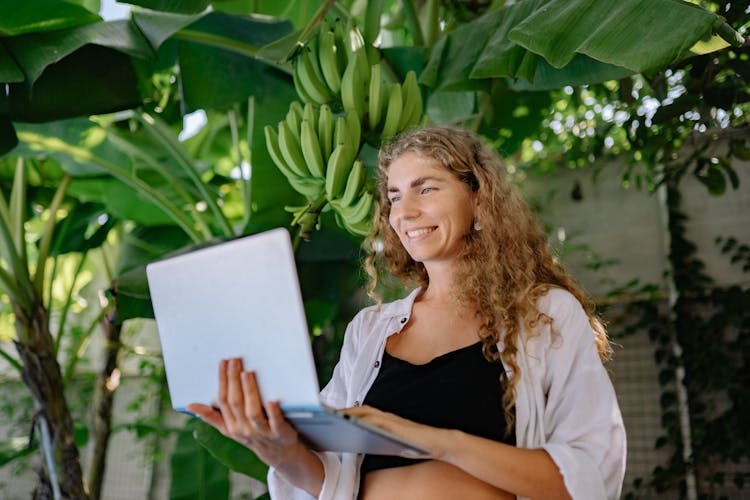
[33,175,72,296]
[402,0,425,46]
[54,251,88,355]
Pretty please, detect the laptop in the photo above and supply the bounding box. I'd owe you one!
[146,227,428,457]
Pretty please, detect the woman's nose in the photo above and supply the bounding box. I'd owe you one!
[396,195,419,219]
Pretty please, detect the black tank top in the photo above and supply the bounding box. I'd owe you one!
[360,341,514,475]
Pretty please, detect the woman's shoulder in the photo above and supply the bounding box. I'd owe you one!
[535,286,586,319]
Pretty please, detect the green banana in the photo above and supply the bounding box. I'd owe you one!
[334,190,374,225]
[340,159,366,206]
[264,125,298,180]
[303,102,318,133]
[325,144,353,200]
[293,54,316,104]
[286,105,302,143]
[295,46,333,105]
[399,70,422,131]
[345,110,361,154]
[300,118,326,178]
[278,120,310,177]
[368,63,384,129]
[340,50,366,118]
[267,125,324,199]
[288,175,325,200]
[347,220,371,236]
[289,101,304,123]
[380,82,403,140]
[333,115,356,166]
[318,104,334,160]
[318,29,342,95]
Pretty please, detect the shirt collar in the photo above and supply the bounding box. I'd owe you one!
[377,287,423,320]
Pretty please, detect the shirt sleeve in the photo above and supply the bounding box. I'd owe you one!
[538,289,627,500]
[267,311,365,499]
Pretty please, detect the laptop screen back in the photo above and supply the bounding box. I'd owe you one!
[146,228,320,412]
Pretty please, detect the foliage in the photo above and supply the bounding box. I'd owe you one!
[0,0,747,497]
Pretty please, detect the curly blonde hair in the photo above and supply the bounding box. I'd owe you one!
[364,125,612,431]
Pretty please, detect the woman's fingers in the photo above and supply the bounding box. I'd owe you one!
[186,403,227,434]
[225,358,247,423]
[241,370,269,432]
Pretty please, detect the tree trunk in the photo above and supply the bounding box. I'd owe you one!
[14,301,89,500]
[86,309,122,500]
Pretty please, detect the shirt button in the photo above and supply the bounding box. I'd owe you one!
[354,400,360,406]
[400,317,407,323]
[374,360,380,368]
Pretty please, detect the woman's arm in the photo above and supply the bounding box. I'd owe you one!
[346,406,570,499]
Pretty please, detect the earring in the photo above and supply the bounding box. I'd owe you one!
[473,220,482,231]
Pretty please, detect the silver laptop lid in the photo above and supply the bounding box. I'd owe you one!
[146,228,320,412]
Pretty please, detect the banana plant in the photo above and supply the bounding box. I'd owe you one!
[0,158,89,498]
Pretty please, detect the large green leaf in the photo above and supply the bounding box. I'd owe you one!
[425,91,476,124]
[506,54,632,91]
[170,422,230,500]
[193,421,269,482]
[4,20,153,85]
[13,119,132,176]
[48,202,116,256]
[0,0,100,37]
[131,9,206,49]
[0,91,18,156]
[178,41,290,111]
[119,0,211,14]
[0,44,24,83]
[506,0,731,72]
[174,11,294,61]
[69,177,176,226]
[8,45,141,123]
[421,0,742,91]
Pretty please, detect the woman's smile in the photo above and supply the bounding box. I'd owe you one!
[386,152,476,266]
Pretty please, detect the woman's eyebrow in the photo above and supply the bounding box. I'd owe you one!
[387,176,445,192]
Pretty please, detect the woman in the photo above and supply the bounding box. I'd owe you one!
[188,126,626,499]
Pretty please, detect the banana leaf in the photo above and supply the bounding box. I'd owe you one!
[170,422,230,500]
[0,0,99,37]
[0,44,24,83]
[421,0,743,91]
[193,421,269,482]
[8,45,141,122]
[48,202,116,256]
[119,0,211,14]
[4,20,153,85]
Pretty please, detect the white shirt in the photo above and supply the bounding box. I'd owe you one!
[268,287,626,499]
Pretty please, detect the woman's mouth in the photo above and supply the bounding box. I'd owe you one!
[406,227,437,238]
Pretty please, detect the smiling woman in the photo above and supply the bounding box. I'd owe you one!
[191,126,626,500]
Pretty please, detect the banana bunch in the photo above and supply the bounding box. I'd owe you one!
[264,100,374,236]
[293,21,368,108]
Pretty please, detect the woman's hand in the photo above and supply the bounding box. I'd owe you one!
[344,405,453,460]
[186,358,303,469]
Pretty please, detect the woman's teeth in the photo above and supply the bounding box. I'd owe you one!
[407,227,435,238]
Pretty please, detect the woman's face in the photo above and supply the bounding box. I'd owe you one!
[386,152,476,267]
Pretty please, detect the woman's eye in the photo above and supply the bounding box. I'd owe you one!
[421,187,434,194]
[389,196,400,203]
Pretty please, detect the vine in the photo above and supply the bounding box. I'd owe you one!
[622,181,750,498]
